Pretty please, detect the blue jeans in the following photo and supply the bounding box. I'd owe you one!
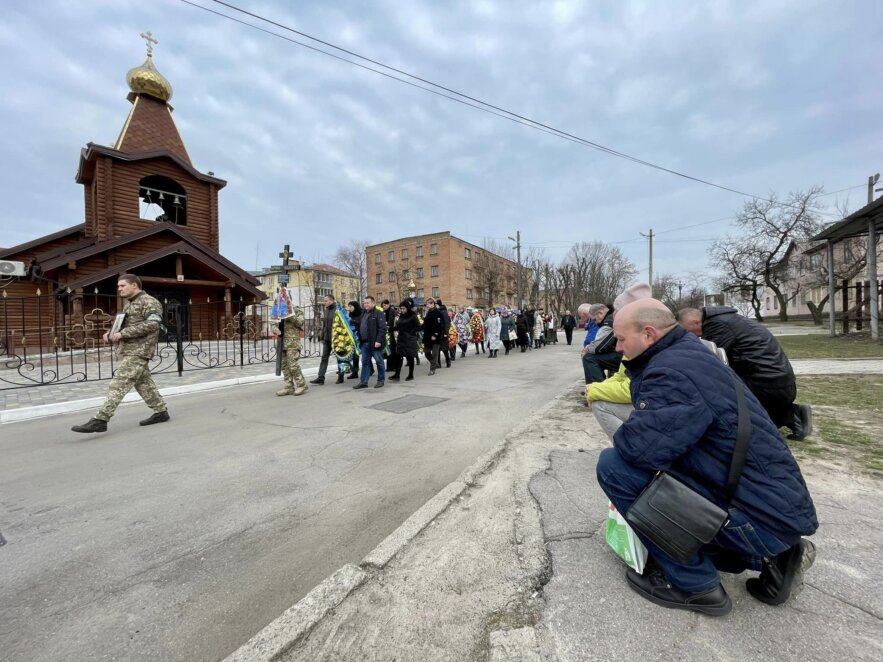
[359,343,386,385]
[596,447,792,593]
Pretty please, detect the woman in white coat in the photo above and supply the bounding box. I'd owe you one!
[484,307,502,358]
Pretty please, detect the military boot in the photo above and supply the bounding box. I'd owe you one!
[140,411,170,426]
[276,387,294,396]
[293,385,308,396]
[72,418,107,433]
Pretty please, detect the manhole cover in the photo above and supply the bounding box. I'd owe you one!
[370,394,449,414]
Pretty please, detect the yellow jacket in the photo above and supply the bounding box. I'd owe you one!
[586,363,631,403]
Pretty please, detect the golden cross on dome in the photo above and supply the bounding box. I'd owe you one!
[140,31,158,57]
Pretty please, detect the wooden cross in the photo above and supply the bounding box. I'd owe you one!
[279,244,291,269]
[140,31,158,57]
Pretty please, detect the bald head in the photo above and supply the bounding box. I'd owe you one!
[676,307,703,337]
[612,299,677,359]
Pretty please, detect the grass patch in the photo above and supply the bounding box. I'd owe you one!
[796,375,883,410]
[778,334,883,359]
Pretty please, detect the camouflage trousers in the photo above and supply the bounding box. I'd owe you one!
[96,356,167,421]
[282,347,306,391]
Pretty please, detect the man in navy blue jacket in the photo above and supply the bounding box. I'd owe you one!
[596,299,818,616]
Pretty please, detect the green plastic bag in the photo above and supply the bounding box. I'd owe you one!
[605,501,647,573]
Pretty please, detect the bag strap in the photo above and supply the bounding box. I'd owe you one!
[724,370,752,501]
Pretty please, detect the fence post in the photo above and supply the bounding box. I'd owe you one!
[841,279,849,334]
[238,300,246,369]
[176,303,184,376]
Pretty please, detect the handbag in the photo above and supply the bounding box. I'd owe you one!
[508,329,517,341]
[625,370,751,563]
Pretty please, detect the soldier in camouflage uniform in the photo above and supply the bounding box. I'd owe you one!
[72,274,169,433]
[274,305,308,396]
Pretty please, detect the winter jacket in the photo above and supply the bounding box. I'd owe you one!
[395,312,419,357]
[587,363,631,403]
[423,308,446,345]
[359,307,387,348]
[561,314,577,331]
[583,321,599,348]
[701,306,795,392]
[500,315,515,340]
[586,311,615,354]
[614,326,817,541]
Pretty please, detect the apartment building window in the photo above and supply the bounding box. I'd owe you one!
[431,265,439,277]
[388,251,395,262]
[402,269,410,279]
[401,248,409,259]
[389,271,397,282]
[432,287,440,298]
[417,267,424,278]
[389,291,395,301]
[464,247,471,259]
[377,292,383,301]
[465,268,472,280]
[417,288,425,297]
[430,243,438,255]
[416,245,424,257]
[466,288,473,300]
[374,253,381,264]
[375,273,382,284]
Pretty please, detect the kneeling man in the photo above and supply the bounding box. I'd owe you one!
[596,299,817,616]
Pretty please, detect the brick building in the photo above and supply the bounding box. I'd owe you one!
[0,37,261,351]
[365,232,524,310]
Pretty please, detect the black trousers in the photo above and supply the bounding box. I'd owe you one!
[564,328,573,345]
[317,339,332,378]
[750,381,799,430]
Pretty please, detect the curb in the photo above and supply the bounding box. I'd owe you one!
[0,367,320,425]
[224,388,574,661]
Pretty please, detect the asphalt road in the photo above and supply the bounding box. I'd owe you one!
[0,341,577,661]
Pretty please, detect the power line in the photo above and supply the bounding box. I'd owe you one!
[184,0,840,216]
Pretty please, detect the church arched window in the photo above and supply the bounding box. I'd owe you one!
[139,175,187,225]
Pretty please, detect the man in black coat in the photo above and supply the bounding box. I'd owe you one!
[354,295,387,389]
[382,299,397,372]
[311,295,339,385]
[677,307,812,440]
[422,297,446,375]
[561,309,577,345]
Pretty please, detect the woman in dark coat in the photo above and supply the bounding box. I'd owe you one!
[499,309,516,355]
[515,311,530,352]
[390,298,419,381]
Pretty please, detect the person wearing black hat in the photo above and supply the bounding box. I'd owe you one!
[390,298,419,381]
[422,297,446,375]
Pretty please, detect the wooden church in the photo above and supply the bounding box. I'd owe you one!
[0,34,263,349]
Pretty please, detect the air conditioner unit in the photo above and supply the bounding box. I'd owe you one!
[0,260,28,277]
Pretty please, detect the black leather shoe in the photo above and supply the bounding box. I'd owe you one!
[389,374,401,381]
[336,374,345,384]
[787,405,813,441]
[626,566,732,616]
[429,368,436,376]
[352,383,369,390]
[374,382,384,388]
[140,411,170,426]
[310,377,325,385]
[747,539,816,605]
[72,418,107,433]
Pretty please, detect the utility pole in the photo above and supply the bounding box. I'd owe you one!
[869,173,880,205]
[508,230,522,309]
[640,228,654,290]
[677,280,684,302]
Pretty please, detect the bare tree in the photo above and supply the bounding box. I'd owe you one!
[709,235,767,320]
[563,241,638,307]
[331,239,369,298]
[726,187,825,321]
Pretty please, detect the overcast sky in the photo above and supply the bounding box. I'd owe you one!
[2,0,881,283]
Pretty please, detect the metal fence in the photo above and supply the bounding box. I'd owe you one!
[0,294,322,390]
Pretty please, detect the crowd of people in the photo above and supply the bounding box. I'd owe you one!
[306,294,565,389]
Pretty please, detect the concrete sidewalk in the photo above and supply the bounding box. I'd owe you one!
[224,381,882,661]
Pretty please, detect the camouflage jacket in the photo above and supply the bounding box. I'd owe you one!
[117,291,164,360]
[279,308,305,351]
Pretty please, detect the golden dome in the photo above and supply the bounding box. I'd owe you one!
[126,54,173,102]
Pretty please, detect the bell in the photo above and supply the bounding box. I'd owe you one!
[158,192,165,201]
[172,195,182,207]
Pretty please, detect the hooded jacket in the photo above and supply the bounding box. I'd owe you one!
[614,326,817,541]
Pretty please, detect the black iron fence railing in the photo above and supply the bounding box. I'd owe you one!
[0,294,322,390]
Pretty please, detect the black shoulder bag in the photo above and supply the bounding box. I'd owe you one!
[625,371,751,563]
